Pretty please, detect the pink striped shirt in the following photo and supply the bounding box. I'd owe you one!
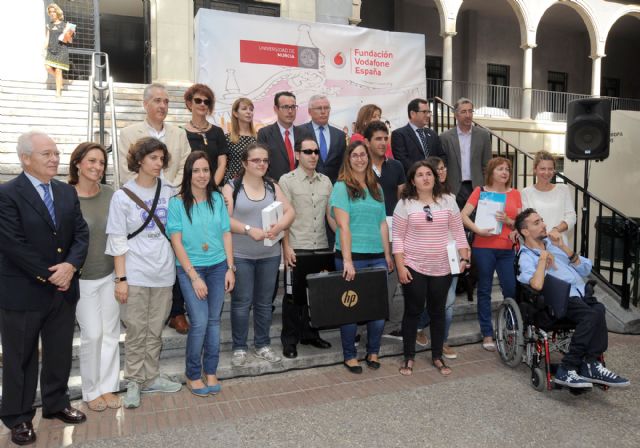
[392,194,469,276]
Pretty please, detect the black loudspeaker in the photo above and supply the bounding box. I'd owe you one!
[565,98,611,161]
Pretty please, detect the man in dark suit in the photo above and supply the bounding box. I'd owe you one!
[258,91,306,181]
[0,131,89,446]
[299,94,346,183]
[391,98,446,173]
[439,97,492,209]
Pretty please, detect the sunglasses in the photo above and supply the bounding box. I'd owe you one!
[423,205,433,222]
[193,98,211,106]
[298,149,320,155]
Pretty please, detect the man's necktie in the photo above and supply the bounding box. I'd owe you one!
[318,126,328,162]
[39,183,56,226]
[416,128,429,157]
[284,129,295,171]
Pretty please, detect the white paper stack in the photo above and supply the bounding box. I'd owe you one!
[447,241,461,275]
[475,191,506,235]
[261,201,284,246]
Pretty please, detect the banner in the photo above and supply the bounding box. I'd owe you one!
[194,9,426,135]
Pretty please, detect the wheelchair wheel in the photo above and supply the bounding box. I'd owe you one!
[495,298,524,367]
[531,367,546,392]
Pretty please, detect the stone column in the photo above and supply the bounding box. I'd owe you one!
[441,32,455,104]
[590,54,603,97]
[520,44,534,120]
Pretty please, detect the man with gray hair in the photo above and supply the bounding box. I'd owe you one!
[300,94,346,183]
[118,83,192,334]
[439,98,492,209]
[0,131,89,445]
[118,83,191,188]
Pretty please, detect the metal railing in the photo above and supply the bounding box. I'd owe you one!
[531,89,640,121]
[432,97,640,309]
[86,52,120,187]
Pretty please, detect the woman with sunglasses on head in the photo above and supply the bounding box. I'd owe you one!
[222,143,295,367]
[330,141,393,374]
[393,160,469,376]
[183,84,228,186]
[167,151,234,397]
[224,97,257,183]
[460,157,522,352]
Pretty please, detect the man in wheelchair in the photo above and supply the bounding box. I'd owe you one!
[514,208,630,389]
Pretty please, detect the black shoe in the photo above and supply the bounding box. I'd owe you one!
[283,344,297,359]
[343,361,363,374]
[43,406,87,424]
[365,355,381,370]
[301,338,332,349]
[11,422,36,446]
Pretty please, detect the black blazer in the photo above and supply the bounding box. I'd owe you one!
[299,122,346,183]
[391,123,446,173]
[0,173,89,311]
[257,123,306,182]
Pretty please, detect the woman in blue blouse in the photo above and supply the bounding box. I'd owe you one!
[330,141,393,374]
[167,151,235,397]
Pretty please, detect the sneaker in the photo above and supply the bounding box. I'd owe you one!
[254,346,282,363]
[231,350,248,367]
[141,375,182,394]
[579,361,630,388]
[442,344,458,359]
[554,366,593,389]
[123,381,140,409]
[416,330,429,347]
[383,329,403,340]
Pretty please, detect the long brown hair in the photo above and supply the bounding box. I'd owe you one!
[400,160,443,201]
[68,142,108,185]
[337,141,382,202]
[354,104,381,135]
[426,156,451,195]
[229,97,257,144]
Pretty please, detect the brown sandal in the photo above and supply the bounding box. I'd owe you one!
[432,358,452,376]
[399,359,414,376]
[87,397,107,412]
[101,393,121,409]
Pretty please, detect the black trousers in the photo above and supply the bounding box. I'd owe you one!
[0,297,76,428]
[170,275,185,318]
[562,296,608,369]
[455,180,473,210]
[401,267,451,361]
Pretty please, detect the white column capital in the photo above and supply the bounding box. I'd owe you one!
[589,53,606,61]
[439,31,457,38]
[520,43,537,51]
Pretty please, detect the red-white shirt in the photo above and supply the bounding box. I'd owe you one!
[392,194,469,276]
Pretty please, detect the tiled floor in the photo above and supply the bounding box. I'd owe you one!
[0,334,636,447]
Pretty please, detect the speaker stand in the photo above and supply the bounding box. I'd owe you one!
[580,160,591,256]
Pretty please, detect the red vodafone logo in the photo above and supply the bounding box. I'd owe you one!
[332,51,346,68]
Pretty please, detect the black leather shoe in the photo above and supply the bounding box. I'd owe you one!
[283,344,297,359]
[343,361,363,374]
[11,422,36,446]
[365,356,381,370]
[43,407,87,424]
[301,338,332,349]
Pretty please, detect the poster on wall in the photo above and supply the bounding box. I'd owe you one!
[194,9,426,135]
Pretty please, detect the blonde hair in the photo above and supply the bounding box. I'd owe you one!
[229,97,256,144]
[47,3,64,21]
[533,150,556,170]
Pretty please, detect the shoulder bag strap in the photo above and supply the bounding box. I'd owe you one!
[121,181,169,241]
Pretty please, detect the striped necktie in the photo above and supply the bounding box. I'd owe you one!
[39,183,56,226]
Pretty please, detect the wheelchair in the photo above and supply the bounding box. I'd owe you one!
[494,248,604,394]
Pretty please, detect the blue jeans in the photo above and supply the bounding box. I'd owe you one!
[231,256,281,351]
[335,257,387,361]
[177,261,226,380]
[418,276,458,342]
[473,247,516,338]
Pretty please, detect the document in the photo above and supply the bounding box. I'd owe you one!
[447,241,461,274]
[475,191,506,235]
[261,201,284,246]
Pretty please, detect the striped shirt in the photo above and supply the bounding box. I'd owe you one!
[392,194,469,276]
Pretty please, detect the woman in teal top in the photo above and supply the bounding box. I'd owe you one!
[167,151,235,397]
[330,141,393,374]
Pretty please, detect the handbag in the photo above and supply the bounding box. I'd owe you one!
[121,181,170,241]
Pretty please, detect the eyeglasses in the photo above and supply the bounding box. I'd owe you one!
[417,109,432,115]
[423,205,433,222]
[248,158,270,165]
[298,149,320,155]
[311,106,331,112]
[350,152,368,160]
[34,151,61,159]
[437,166,447,172]
[193,98,211,106]
[278,105,298,111]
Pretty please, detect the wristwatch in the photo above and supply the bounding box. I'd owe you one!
[114,276,127,283]
[244,224,251,235]
[228,264,237,272]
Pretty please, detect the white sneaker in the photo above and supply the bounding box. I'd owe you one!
[231,350,248,367]
[254,346,282,363]
[123,381,140,408]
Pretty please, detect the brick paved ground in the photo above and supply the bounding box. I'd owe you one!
[1,333,638,448]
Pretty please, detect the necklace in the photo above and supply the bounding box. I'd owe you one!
[196,195,210,252]
[190,119,210,132]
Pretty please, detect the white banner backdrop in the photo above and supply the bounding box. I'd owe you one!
[194,9,426,135]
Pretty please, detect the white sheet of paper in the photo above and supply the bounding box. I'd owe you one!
[475,199,504,235]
